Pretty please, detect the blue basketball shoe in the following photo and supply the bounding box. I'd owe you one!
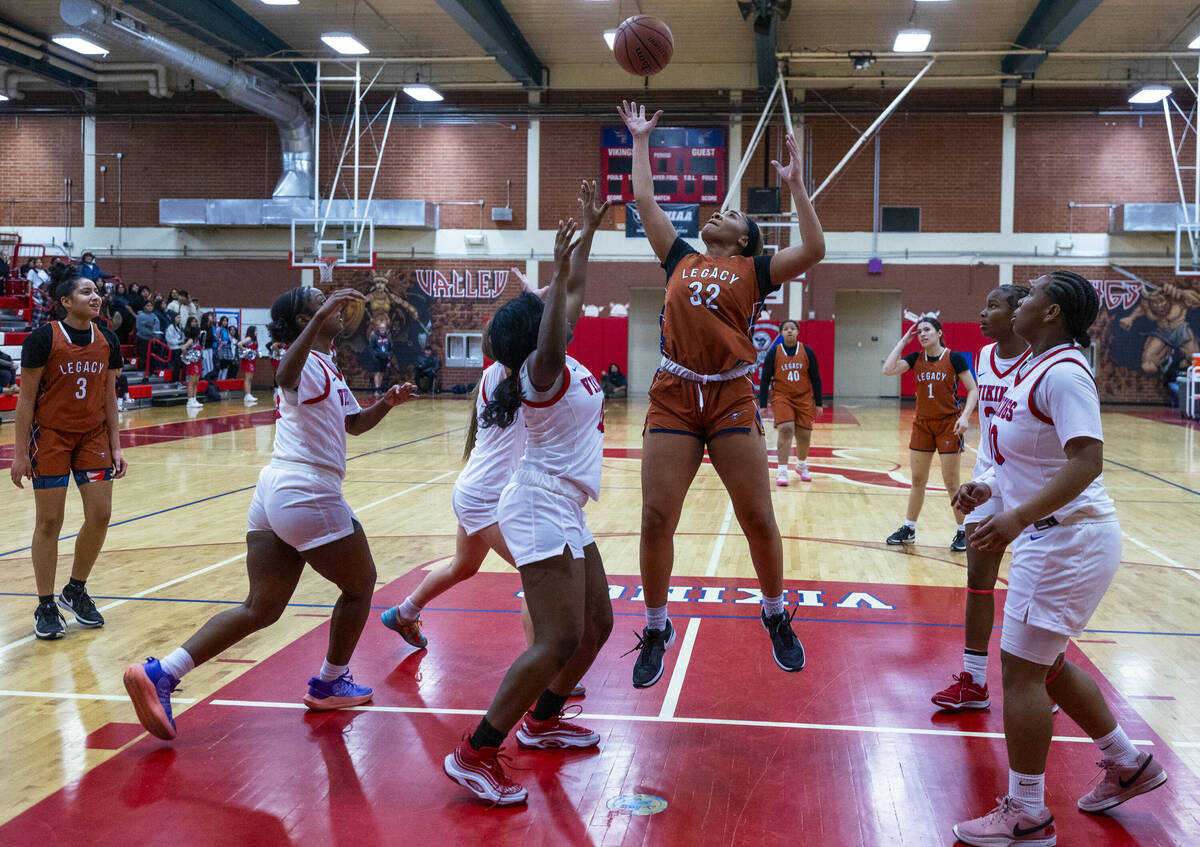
[123,657,181,740]
[302,671,373,711]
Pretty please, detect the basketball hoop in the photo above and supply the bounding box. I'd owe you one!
[317,256,339,284]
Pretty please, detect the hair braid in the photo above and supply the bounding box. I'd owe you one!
[1000,283,1030,311]
[1043,271,1099,348]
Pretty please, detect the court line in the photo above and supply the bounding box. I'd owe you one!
[0,690,199,704]
[1121,531,1185,570]
[1188,571,1200,584]
[0,427,461,559]
[658,618,701,719]
[203,698,1155,745]
[356,470,455,513]
[1103,457,1200,497]
[703,502,735,577]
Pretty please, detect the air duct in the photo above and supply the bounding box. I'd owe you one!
[60,0,312,198]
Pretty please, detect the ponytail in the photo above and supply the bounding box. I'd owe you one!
[462,381,481,460]
[479,371,522,429]
[477,292,543,430]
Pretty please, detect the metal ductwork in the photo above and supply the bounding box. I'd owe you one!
[60,0,312,198]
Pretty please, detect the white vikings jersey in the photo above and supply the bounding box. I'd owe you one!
[989,344,1114,526]
[455,362,528,501]
[972,342,1031,477]
[273,349,361,477]
[517,354,605,501]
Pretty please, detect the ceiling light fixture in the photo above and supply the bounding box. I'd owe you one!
[849,50,875,70]
[0,93,9,102]
[604,29,618,50]
[52,35,109,56]
[893,30,931,52]
[320,32,369,55]
[1189,34,1200,49]
[259,0,300,5]
[1128,86,1171,104]
[403,84,443,102]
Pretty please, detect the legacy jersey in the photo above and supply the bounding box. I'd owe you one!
[906,349,967,418]
[273,350,361,477]
[456,362,527,501]
[990,344,1115,524]
[518,354,605,501]
[36,322,110,433]
[972,342,1030,476]
[660,238,774,374]
[770,343,813,403]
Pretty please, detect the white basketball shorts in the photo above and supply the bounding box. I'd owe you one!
[452,483,500,536]
[497,469,594,567]
[247,459,356,552]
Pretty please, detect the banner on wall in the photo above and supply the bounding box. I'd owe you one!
[1099,278,1200,387]
[415,268,510,299]
[749,319,780,392]
[626,202,699,239]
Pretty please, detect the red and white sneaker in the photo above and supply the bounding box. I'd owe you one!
[443,736,527,806]
[796,463,812,482]
[1077,752,1167,813]
[515,708,600,750]
[953,797,1056,846]
[775,465,789,486]
[932,671,990,710]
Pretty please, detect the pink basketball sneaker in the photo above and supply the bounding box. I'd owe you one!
[1077,752,1166,813]
[953,796,1055,846]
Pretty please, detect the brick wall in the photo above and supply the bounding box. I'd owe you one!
[0,116,85,227]
[92,257,298,307]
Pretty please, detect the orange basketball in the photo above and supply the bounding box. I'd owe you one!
[613,15,674,76]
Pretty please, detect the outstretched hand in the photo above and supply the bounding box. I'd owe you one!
[770,132,803,184]
[618,100,662,138]
[381,382,417,406]
[553,218,580,274]
[315,288,366,325]
[578,180,611,231]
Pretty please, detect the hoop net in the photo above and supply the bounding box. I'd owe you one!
[317,256,339,284]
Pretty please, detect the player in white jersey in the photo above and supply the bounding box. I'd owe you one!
[124,286,417,741]
[951,272,1166,847]
[444,182,612,806]
[932,285,1029,711]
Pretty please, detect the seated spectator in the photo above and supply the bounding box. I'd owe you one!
[415,344,439,394]
[601,362,628,398]
[78,252,116,282]
[27,258,52,328]
[0,252,9,281]
[0,348,16,394]
[367,319,392,394]
[135,301,161,383]
[126,284,146,314]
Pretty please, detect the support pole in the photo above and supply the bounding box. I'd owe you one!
[723,75,782,212]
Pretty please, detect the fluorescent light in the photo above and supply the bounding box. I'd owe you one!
[321,32,369,55]
[259,0,299,4]
[52,36,109,56]
[0,94,8,102]
[403,84,443,102]
[1128,86,1171,104]
[893,30,931,52]
[604,29,617,50]
[914,0,951,3]
[1189,33,1200,49]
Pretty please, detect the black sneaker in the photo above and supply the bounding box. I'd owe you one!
[761,607,806,672]
[59,584,105,628]
[950,530,967,553]
[886,524,916,545]
[627,619,676,689]
[34,601,67,640]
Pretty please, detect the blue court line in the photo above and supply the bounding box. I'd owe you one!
[3,592,1196,638]
[0,427,462,559]
[1104,457,1200,498]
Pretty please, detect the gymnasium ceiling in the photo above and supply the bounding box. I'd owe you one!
[1,0,1199,101]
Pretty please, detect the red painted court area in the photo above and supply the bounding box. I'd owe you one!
[5,573,1196,846]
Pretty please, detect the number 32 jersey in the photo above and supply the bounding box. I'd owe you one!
[660,237,777,375]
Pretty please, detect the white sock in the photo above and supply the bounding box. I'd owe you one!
[962,650,988,682]
[796,459,808,470]
[904,520,916,529]
[1095,725,1140,766]
[397,596,422,620]
[957,524,966,532]
[645,604,668,632]
[159,647,195,681]
[319,659,349,683]
[1008,769,1046,811]
[762,593,785,618]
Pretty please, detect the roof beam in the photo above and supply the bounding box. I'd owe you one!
[1002,0,1104,77]
[432,0,543,88]
[0,46,93,90]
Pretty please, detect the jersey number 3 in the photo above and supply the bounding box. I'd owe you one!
[688,281,720,311]
[75,377,87,400]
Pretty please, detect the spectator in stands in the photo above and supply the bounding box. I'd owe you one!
[77,252,115,283]
[27,257,51,321]
[0,252,10,281]
[367,319,392,394]
[135,301,161,384]
[0,349,16,395]
[49,257,75,283]
[153,295,171,336]
[199,312,216,378]
[215,316,236,380]
[601,362,628,399]
[237,326,259,406]
[109,282,135,343]
[415,344,439,394]
[165,311,185,387]
[182,317,203,410]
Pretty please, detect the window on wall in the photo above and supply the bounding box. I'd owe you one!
[881,206,921,232]
[445,332,484,367]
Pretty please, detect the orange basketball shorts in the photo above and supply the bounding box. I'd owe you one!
[30,422,114,489]
[909,413,962,454]
[770,395,816,430]
[644,371,763,441]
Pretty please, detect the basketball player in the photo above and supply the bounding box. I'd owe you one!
[757,319,823,485]
[444,185,611,806]
[618,101,825,688]
[951,272,1166,846]
[882,316,978,551]
[123,286,416,740]
[932,286,1030,711]
[10,277,125,640]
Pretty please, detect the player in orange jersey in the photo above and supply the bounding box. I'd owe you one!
[11,277,127,641]
[882,315,978,552]
[758,319,823,485]
[618,101,825,687]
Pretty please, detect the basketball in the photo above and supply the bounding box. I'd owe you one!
[614,15,674,76]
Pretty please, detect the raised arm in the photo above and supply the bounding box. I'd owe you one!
[276,288,365,392]
[882,325,918,376]
[769,132,826,284]
[562,179,611,330]
[528,219,581,391]
[618,100,677,262]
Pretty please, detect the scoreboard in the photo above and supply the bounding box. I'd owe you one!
[601,127,726,205]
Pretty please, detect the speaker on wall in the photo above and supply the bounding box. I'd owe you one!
[746,187,780,215]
